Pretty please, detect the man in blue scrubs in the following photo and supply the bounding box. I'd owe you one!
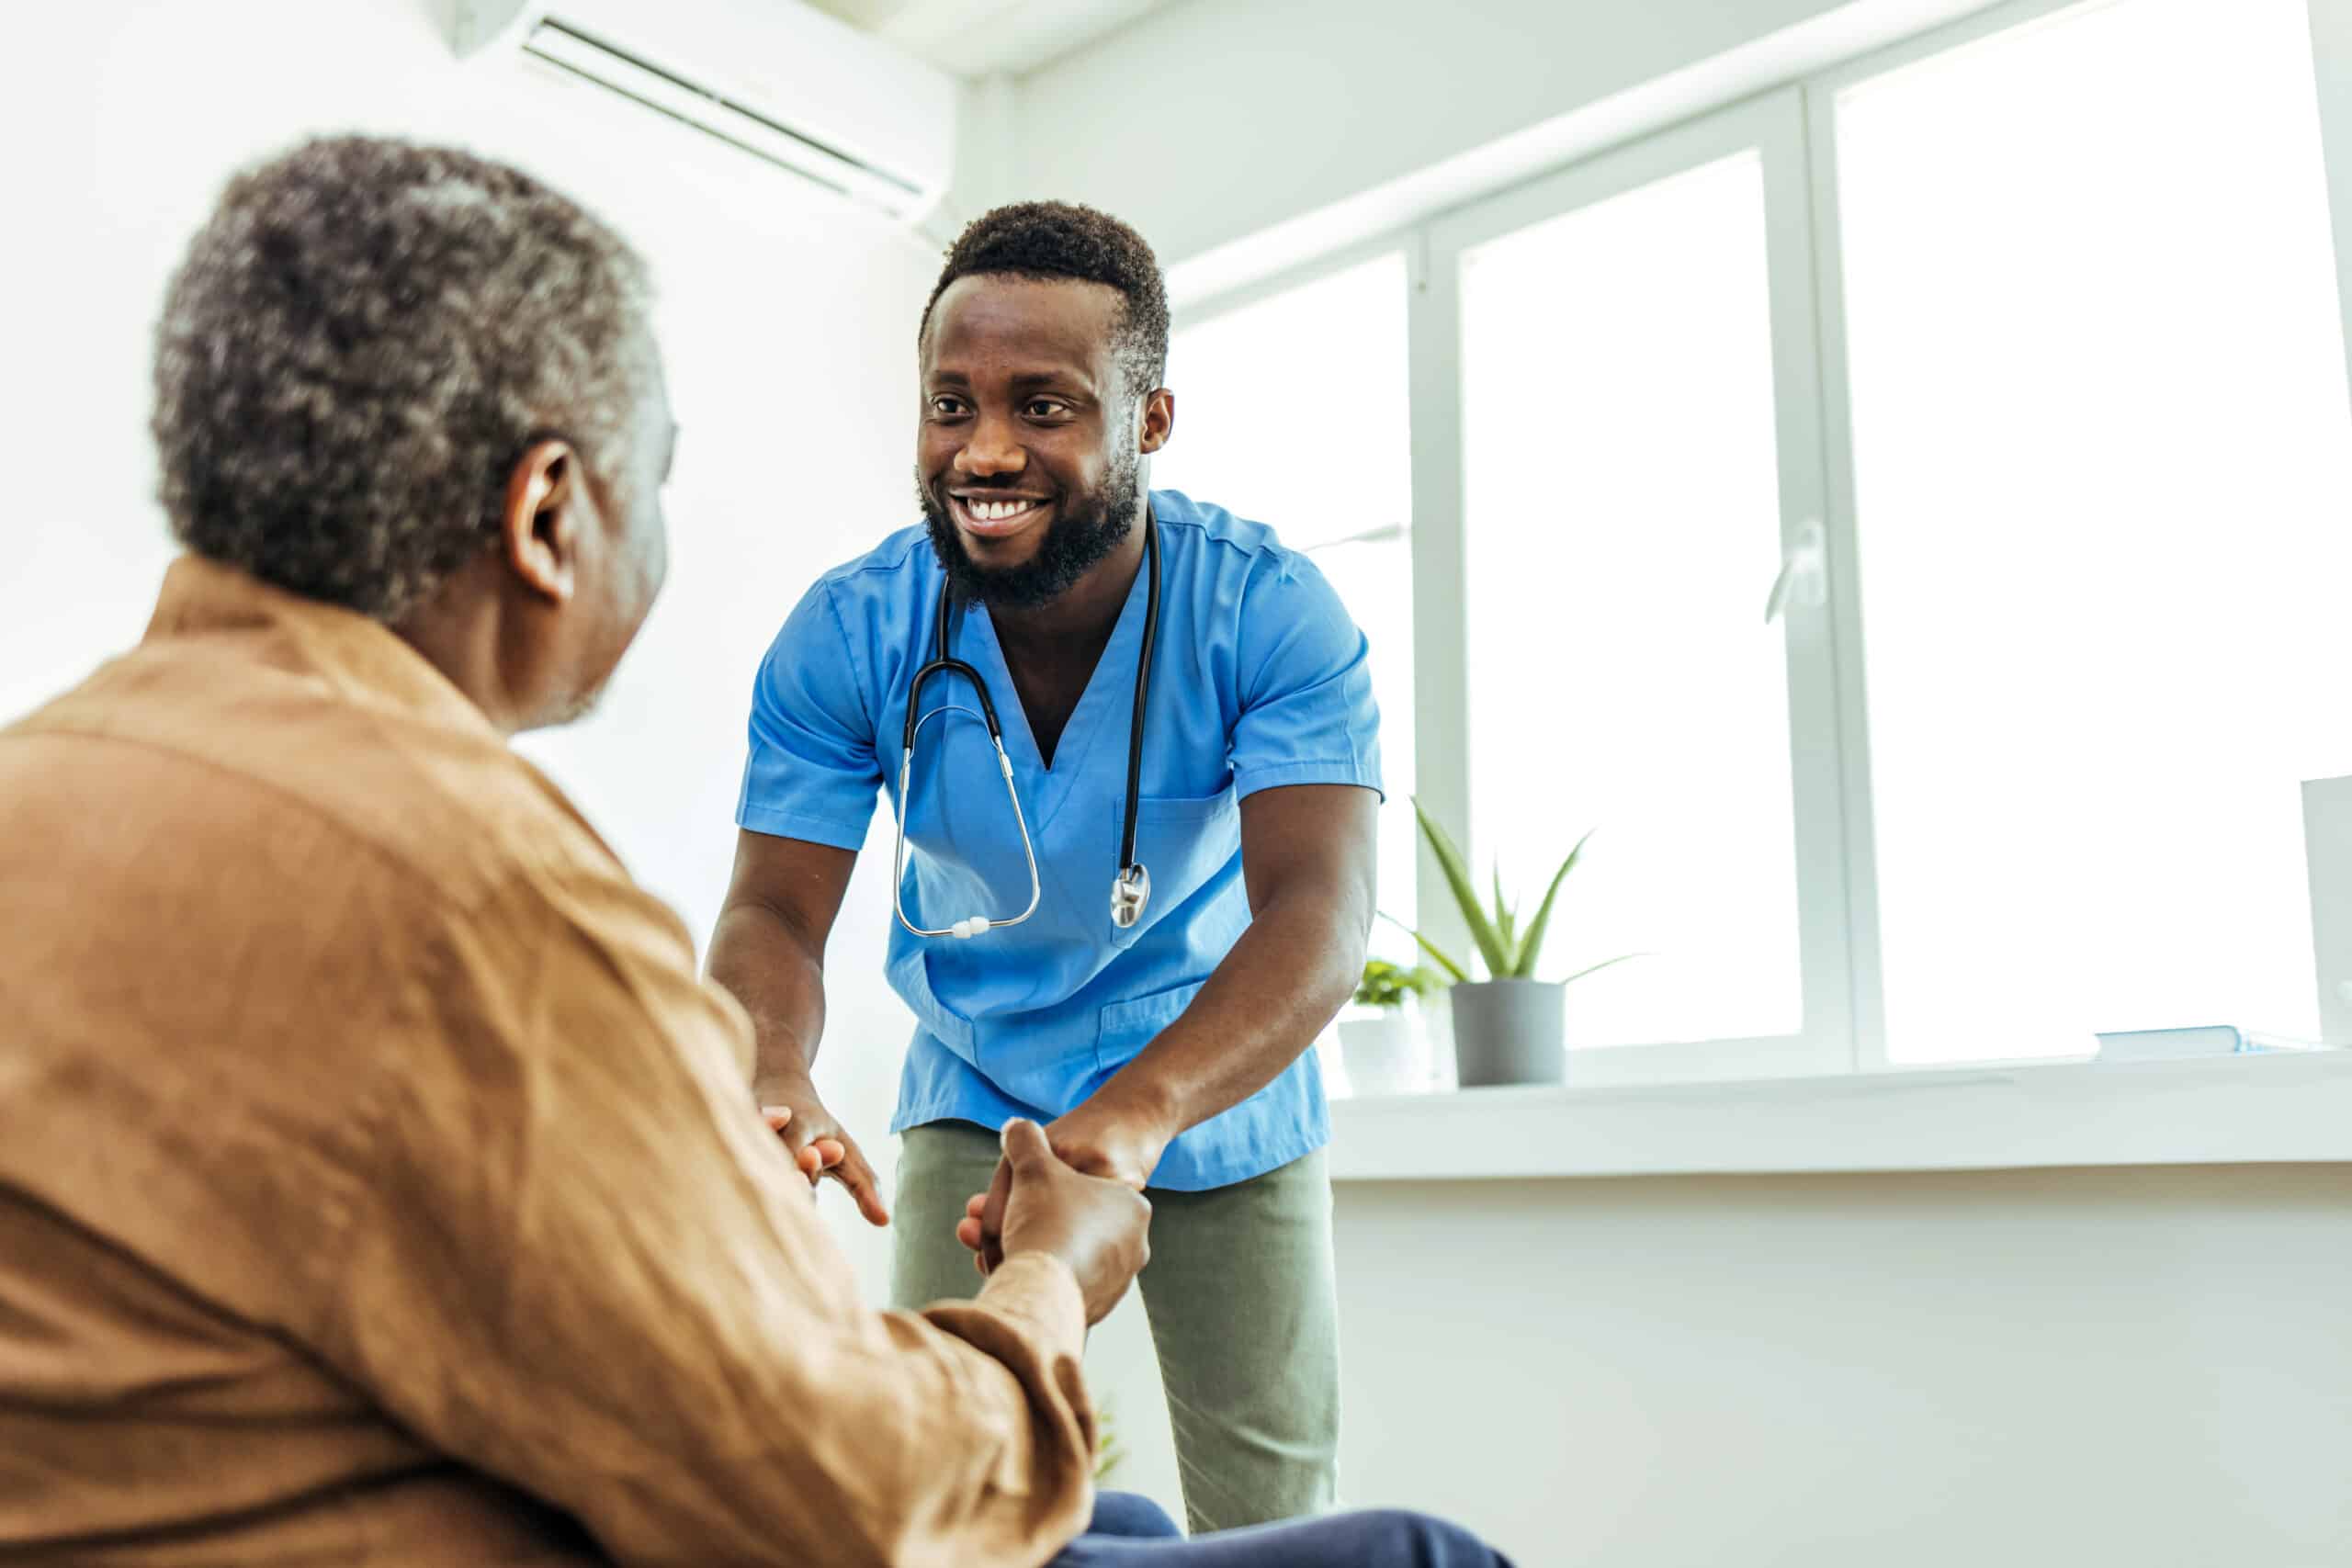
[707,202,1379,1532]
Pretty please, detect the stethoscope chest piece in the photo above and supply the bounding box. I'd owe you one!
[896,510,1162,943]
[1111,863,1151,929]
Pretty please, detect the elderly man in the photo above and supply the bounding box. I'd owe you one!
[0,135,1511,1568]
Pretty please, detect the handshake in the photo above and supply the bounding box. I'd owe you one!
[956,1118,1153,1324]
[763,1079,1161,1325]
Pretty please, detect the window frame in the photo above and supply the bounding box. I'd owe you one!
[1170,0,2352,1084]
[1805,0,2352,1066]
[1422,89,1850,1085]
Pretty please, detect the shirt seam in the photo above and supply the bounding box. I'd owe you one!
[892,1077,1331,1188]
[1147,1121,1331,1191]
[736,802,872,848]
[820,526,933,583]
[1148,492,1299,569]
[1232,761,1382,793]
[817,578,881,742]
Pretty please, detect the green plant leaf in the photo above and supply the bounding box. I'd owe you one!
[1094,1398,1127,1483]
[1353,957,1436,1010]
[1378,909,1468,984]
[1556,952,1646,987]
[1511,829,1594,978]
[1411,797,1511,977]
[1492,867,1520,973]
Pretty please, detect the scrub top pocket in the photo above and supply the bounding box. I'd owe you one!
[1105,789,1241,949]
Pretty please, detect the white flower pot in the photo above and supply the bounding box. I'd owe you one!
[1338,1010,1427,1096]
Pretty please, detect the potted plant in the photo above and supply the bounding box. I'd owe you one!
[1338,958,1441,1095]
[1388,798,1638,1087]
[1095,1397,1127,1483]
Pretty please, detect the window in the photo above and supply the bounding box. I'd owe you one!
[1455,152,1804,1048]
[1834,0,2352,1060]
[1171,0,2352,1083]
[1157,252,1419,929]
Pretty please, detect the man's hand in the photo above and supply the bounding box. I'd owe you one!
[756,1074,888,1226]
[956,1097,1170,1281]
[1042,1099,1173,1191]
[958,1119,1150,1325]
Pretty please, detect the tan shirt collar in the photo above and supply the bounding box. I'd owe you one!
[144,554,501,742]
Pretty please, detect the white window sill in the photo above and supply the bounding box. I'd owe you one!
[1326,1052,2352,1181]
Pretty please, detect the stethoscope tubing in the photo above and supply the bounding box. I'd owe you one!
[892,510,1160,940]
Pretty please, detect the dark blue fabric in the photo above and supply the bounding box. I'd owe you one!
[1051,1494,1515,1567]
[1082,1493,1189,1540]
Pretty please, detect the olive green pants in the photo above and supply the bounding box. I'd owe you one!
[891,1122,1340,1535]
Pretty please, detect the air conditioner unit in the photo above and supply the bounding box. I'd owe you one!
[450,0,956,225]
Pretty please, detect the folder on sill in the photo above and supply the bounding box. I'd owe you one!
[2092,1025,2324,1062]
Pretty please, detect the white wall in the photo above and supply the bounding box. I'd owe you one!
[1091,1160,2352,1561]
[1329,1165,2352,1567]
[0,0,932,1288]
[1007,0,1973,275]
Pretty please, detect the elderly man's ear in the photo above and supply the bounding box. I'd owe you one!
[502,441,585,604]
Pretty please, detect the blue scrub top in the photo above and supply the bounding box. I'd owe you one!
[736,490,1383,1190]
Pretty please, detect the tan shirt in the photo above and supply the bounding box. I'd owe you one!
[0,558,1095,1566]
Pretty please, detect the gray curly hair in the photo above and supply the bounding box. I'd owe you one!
[152,134,652,622]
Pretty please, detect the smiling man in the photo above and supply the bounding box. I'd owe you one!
[708,201,1381,1531]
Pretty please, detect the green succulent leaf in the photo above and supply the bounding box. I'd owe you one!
[1378,909,1468,985]
[1556,953,1645,987]
[1492,867,1520,971]
[1411,797,1512,978]
[1511,829,1594,978]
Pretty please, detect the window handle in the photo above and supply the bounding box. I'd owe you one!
[1765,518,1828,624]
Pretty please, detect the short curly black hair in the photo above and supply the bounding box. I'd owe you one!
[920,200,1169,399]
[151,134,652,623]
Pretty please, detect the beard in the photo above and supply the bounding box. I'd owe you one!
[918,444,1141,610]
[543,682,608,729]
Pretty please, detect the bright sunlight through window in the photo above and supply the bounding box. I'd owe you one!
[1157,253,1419,930]
[1460,152,1804,1049]
[1838,0,2352,1061]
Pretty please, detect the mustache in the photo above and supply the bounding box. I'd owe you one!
[930,476,1055,502]
[916,457,1137,612]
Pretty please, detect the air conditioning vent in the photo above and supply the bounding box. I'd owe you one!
[452,0,955,224]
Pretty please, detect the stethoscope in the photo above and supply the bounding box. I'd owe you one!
[891,510,1161,941]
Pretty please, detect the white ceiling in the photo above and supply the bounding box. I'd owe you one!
[801,0,1176,79]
